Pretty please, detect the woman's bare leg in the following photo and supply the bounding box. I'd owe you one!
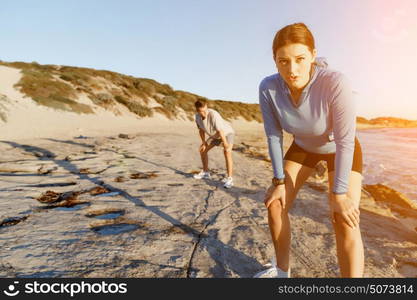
[268,160,314,271]
[328,170,364,277]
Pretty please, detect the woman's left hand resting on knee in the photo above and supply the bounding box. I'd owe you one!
[329,193,360,229]
[264,184,286,209]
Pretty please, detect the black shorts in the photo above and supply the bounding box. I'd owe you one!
[207,133,235,147]
[283,137,363,174]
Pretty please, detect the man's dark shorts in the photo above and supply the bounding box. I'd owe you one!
[208,133,235,147]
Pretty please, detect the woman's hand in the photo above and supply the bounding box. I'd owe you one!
[329,193,360,229]
[264,184,286,209]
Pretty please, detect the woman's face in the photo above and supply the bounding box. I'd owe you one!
[275,43,317,92]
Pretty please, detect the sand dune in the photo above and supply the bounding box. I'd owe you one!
[0,65,196,140]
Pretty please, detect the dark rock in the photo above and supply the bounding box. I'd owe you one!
[115,176,126,182]
[0,216,28,227]
[36,190,60,203]
[312,161,328,180]
[363,184,417,210]
[118,134,134,139]
[88,186,110,195]
[130,172,158,179]
[78,168,91,174]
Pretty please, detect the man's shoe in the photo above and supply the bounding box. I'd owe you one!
[193,170,211,179]
[221,176,229,183]
[223,177,233,188]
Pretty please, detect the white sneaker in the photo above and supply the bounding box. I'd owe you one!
[223,177,233,188]
[221,176,230,183]
[253,260,291,278]
[193,170,211,179]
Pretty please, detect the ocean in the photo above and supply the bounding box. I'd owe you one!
[357,128,417,204]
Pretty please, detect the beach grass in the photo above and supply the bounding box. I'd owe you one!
[0,61,262,122]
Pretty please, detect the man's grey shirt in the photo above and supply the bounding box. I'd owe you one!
[195,108,235,138]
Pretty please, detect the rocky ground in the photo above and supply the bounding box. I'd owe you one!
[0,128,416,278]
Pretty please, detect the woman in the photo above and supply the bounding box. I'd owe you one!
[254,23,364,278]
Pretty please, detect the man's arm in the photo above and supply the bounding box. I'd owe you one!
[199,128,206,144]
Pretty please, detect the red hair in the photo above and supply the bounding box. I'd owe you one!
[272,23,315,60]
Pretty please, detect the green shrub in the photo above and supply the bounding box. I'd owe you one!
[90,93,114,108]
[0,60,264,122]
[33,95,94,114]
[59,71,90,85]
[0,95,8,122]
[154,95,179,117]
[153,106,176,120]
[114,95,153,117]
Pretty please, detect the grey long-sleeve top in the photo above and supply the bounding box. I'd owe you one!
[259,62,356,194]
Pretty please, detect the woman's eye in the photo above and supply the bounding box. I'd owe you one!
[279,60,287,65]
[296,57,305,62]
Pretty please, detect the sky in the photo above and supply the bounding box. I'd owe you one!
[1,0,417,119]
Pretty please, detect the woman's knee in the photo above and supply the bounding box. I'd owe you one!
[332,212,361,236]
[267,198,292,219]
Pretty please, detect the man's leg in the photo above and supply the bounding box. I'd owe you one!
[200,142,216,172]
[223,144,233,177]
[223,134,234,178]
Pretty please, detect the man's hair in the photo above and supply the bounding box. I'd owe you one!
[195,98,208,109]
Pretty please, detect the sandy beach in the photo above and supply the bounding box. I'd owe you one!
[1,65,416,278]
[1,121,416,278]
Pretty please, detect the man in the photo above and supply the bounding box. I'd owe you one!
[193,98,235,188]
